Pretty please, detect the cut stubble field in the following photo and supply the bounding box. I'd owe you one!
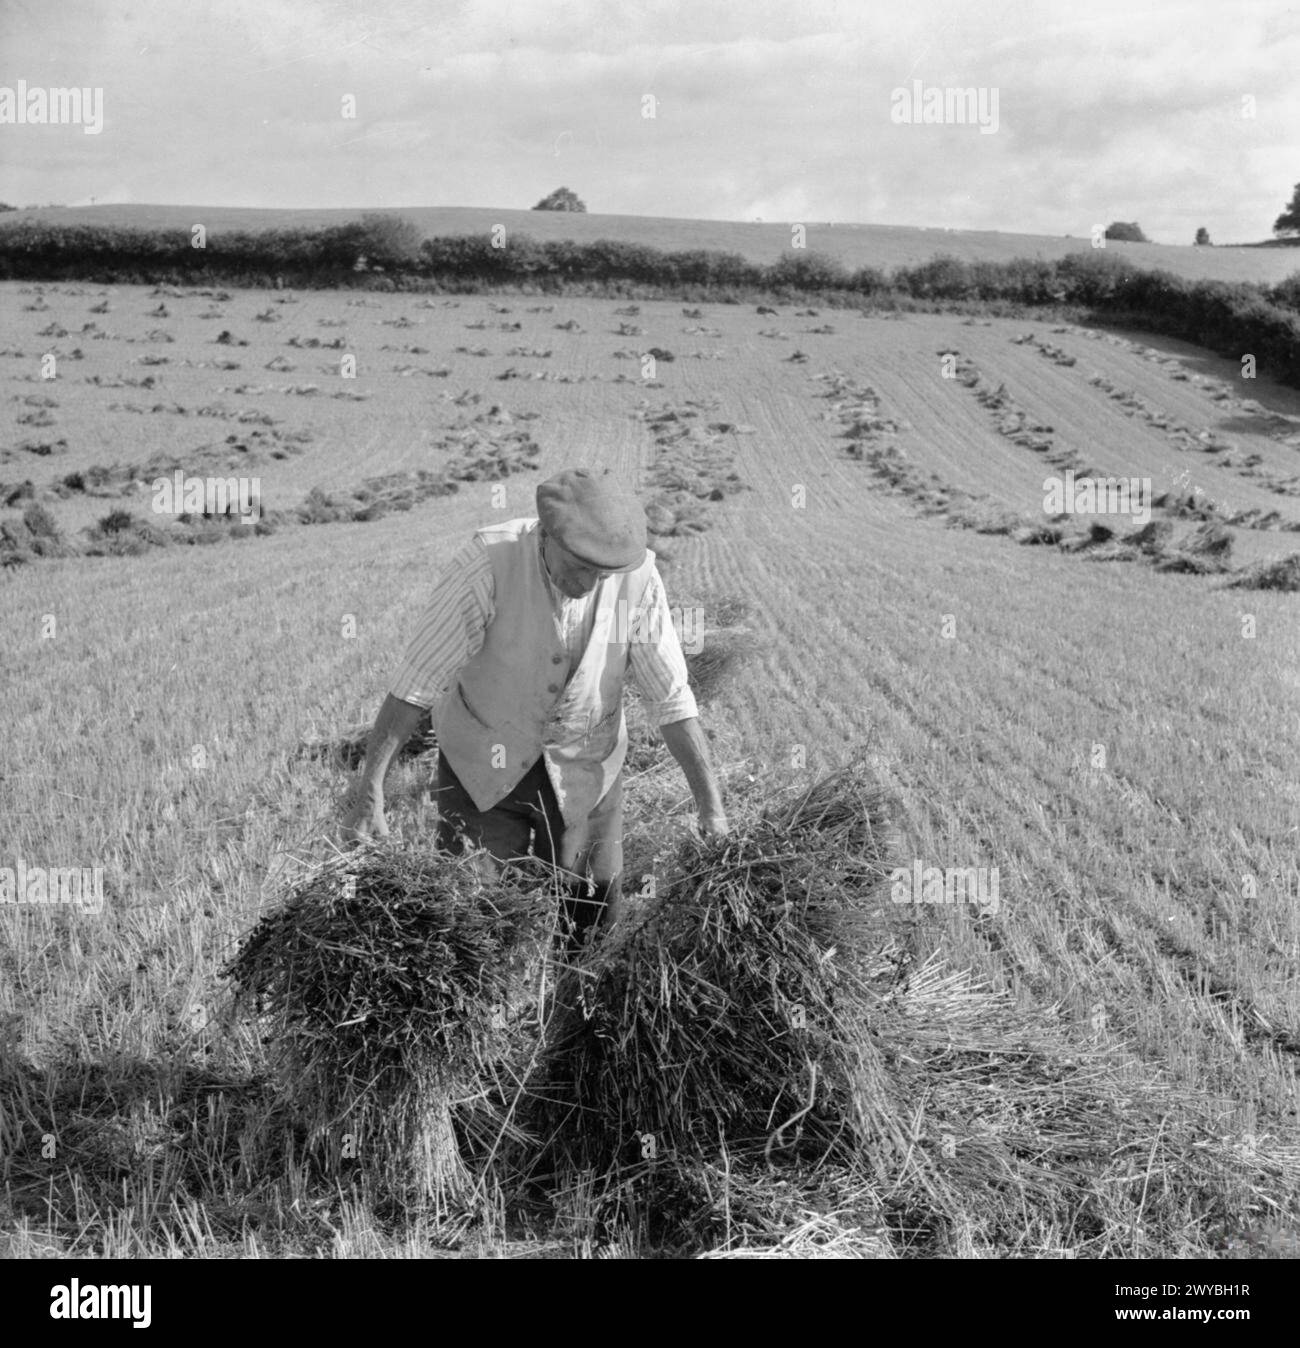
[2,280,1299,1256]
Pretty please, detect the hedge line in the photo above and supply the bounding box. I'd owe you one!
[1,220,1297,385]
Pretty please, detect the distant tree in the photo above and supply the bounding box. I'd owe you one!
[0,202,16,212]
[532,186,586,212]
[1273,183,1300,237]
[1195,226,1211,246]
[352,213,422,268]
[316,213,422,272]
[1105,221,1148,243]
[768,249,849,290]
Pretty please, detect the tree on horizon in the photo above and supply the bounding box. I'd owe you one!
[1273,183,1300,237]
[532,186,587,212]
[1105,221,1148,243]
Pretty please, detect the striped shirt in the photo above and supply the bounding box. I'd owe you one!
[389,530,698,729]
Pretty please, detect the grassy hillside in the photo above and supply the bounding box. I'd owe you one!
[4,203,1298,286]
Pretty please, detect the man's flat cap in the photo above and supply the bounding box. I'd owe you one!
[536,468,647,572]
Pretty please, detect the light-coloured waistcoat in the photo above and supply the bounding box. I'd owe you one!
[436,517,654,827]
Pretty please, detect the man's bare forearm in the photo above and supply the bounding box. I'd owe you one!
[357,693,428,796]
[659,716,725,819]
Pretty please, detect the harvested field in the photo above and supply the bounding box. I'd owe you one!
[2,279,1298,1261]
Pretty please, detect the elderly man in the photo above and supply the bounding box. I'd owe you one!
[342,467,729,946]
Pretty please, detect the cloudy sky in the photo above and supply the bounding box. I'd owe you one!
[1,0,1297,243]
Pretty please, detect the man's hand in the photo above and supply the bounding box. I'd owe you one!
[341,782,388,844]
[660,717,729,840]
[339,694,428,844]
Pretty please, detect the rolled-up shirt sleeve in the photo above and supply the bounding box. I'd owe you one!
[388,539,493,709]
[628,567,699,727]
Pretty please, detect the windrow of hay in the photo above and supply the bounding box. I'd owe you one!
[222,846,556,1216]
[634,394,749,566]
[0,402,540,566]
[1227,553,1300,591]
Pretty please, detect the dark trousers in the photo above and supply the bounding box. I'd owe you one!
[433,751,624,948]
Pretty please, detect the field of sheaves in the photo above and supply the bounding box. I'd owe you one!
[2,279,1299,1253]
